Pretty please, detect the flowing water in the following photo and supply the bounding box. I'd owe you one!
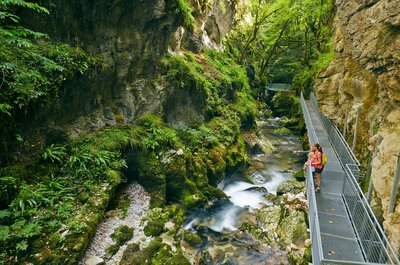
[81,118,304,264]
[184,118,304,264]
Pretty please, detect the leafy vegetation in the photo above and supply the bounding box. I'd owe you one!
[0,0,99,113]
[225,0,335,91]
[0,43,258,262]
[176,0,195,31]
[0,128,129,263]
[0,0,99,165]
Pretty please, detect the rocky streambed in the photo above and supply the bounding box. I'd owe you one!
[81,118,310,265]
[80,183,151,265]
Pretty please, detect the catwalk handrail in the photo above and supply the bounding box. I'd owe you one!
[302,92,400,264]
[300,92,318,144]
[309,92,360,168]
[301,92,324,263]
[343,164,400,264]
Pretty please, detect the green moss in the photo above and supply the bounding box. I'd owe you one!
[143,205,185,237]
[111,225,134,245]
[183,230,202,245]
[106,243,120,257]
[120,238,191,265]
[274,128,291,135]
[294,169,305,181]
[176,0,195,31]
[144,220,165,237]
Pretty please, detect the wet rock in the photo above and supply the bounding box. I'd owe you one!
[85,256,104,265]
[208,248,226,264]
[200,251,213,264]
[183,230,202,246]
[244,186,268,194]
[276,179,305,196]
[243,131,274,155]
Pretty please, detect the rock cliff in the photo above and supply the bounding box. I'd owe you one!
[314,0,400,254]
[20,0,237,141]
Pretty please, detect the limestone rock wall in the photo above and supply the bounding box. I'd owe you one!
[314,0,400,254]
[20,0,237,139]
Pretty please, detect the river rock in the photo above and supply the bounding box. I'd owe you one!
[244,186,268,194]
[243,131,274,155]
[276,179,305,196]
[85,256,104,265]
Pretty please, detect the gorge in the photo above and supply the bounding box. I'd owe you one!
[0,0,399,264]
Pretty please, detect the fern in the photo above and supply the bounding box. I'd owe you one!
[42,144,67,163]
[15,240,28,251]
[0,225,10,241]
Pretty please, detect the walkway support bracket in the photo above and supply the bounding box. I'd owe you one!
[388,154,400,214]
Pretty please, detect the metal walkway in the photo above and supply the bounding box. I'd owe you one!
[300,93,400,265]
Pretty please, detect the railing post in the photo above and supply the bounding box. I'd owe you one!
[352,107,360,152]
[367,135,383,204]
[343,102,349,139]
[388,154,400,214]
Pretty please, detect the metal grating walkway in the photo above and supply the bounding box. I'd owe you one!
[305,101,364,262]
[300,93,400,265]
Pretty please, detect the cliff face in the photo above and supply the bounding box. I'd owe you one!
[20,0,236,141]
[314,0,400,254]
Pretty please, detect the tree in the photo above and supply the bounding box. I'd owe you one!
[225,0,335,87]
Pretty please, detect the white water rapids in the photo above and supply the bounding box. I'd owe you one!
[184,169,291,232]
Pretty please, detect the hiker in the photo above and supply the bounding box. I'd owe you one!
[303,148,316,173]
[312,143,324,192]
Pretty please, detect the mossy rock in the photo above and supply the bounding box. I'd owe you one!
[120,238,190,265]
[274,127,291,135]
[106,243,120,257]
[144,220,165,237]
[294,169,305,181]
[111,225,134,245]
[277,211,308,246]
[183,230,202,246]
[276,179,305,196]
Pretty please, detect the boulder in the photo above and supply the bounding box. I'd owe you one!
[85,256,104,265]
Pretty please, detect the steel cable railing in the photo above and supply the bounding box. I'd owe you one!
[301,92,324,264]
[310,93,360,168]
[305,92,400,264]
[343,165,400,264]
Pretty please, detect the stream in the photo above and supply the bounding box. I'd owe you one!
[183,118,304,264]
[81,117,304,265]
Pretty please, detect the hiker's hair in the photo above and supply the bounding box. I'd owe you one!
[314,143,323,153]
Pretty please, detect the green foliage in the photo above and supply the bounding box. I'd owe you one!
[162,50,252,118]
[42,144,67,163]
[227,0,335,87]
[176,0,195,31]
[292,38,334,93]
[0,0,100,169]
